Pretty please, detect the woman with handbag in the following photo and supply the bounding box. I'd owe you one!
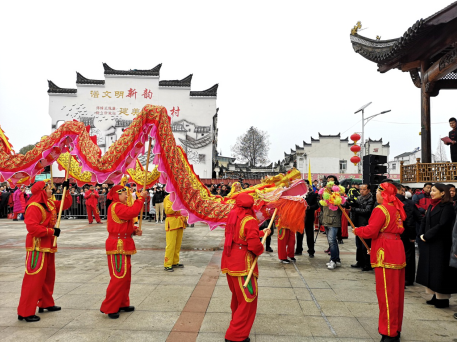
[416,183,457,308]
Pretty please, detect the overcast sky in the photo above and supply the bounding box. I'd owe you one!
[0,0,455,164]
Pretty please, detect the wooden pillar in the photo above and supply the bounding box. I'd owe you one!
[400,161,404,183]
[421,60,432,163]
[416,158,421,183]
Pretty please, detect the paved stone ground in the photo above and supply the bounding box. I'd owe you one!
[0,219,456,342]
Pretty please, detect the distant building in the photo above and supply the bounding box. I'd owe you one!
[388,148,436,177]
[215,133,390,182]
[279,134,389,182]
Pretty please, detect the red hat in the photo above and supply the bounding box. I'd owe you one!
[107,185,126,202]
[379,182,406,221]
[28,181,50,210]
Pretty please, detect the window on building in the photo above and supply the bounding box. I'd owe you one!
[392,163,396,170]
[339,160,347,172]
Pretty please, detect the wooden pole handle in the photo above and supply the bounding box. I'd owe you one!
[338,204,371,252]
[243,208,277,288]
[138,137,152,231]
[53,153,72,247]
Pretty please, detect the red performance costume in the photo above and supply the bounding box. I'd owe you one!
[221,193,265,342]
[17,181,72,321]
[277,221,295,261]
[85,188,101,223]
[100,185,144,318]
[354,182,406,342]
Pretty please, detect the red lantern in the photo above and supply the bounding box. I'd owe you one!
[350,133,361,143]
[350,144,361,155]
[350,156,361,165]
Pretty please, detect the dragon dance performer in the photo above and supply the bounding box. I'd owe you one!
[221,193,270,342]
[100,185,146,319]
[17,180,72,322]
[85,185,102,224]
[163,194,186,272]
[353,182,406,342]
[277,218,295,264]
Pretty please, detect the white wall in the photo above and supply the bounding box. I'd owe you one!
[49,74,216,179]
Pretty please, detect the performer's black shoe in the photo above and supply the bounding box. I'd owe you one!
[453,312,457,319]
[434,299,449,308]
[308,253,314,258]
[38,306,61,313]
[338,239,344,244]
[351,263,362,268]
[289,257,296,262]
[266,247,273,252]
[426,294,437,305]
[225,338,250,342]
[89,222,93,224]
[295,251,303,255]
[361,266,373,272]
[172,264,184,268]
[380,334,400,342]
[119,306,135,312]
[164,267,174,272]
[97,222,103,224]
[13,219,18,221]
[108,313,120,319]
[280,259,290,264]
[18,315,40,322]
[405,281,414,286]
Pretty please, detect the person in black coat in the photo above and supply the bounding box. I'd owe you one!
[259,219,275,252]
[347,183,374,271]
[296,180,319,257]
[416,183,457,308]
[395,183,422,286]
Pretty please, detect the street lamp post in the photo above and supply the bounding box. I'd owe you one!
[354,102,391,171]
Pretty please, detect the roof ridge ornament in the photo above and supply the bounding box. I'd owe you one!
[351,21,362,35]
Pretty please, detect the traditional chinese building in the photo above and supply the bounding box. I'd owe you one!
[214,134,390,182]
[349,3,457,184]
[278,133,390,182]
[48,63,219,179]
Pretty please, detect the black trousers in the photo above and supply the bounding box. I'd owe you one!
[260,226,274,249]
[402,239,416,283]
[451,153,457,163]
[296,217,315,255]
[355,236,371,267]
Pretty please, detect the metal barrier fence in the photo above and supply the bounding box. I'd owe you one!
[54,194,152,221]
[0,193,155,221]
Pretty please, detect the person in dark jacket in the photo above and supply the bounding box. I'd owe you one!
[450,218,457,319]
[416,183,457,308]
[444,117,457,162]
[395,183,421,286]
[153,187,165,223]
[296,180,319,257]
[448,184,457,217]
[259,218,275,252]
[412,182,432,242]
[348,183,374,271]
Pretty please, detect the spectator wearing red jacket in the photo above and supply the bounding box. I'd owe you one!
[85,185,102,224]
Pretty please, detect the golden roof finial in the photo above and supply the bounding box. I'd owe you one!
[376,35,381,40]
[351,21,362,35]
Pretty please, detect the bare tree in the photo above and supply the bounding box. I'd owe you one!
[435,137,448,162]
[231,126,270,166]
[19,144,36,155]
